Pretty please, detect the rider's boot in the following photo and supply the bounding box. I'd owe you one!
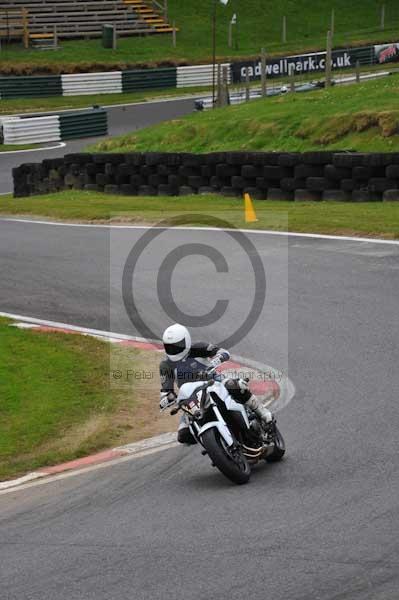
[246,395,276,441]
[246,394,272,423]
[224,378,277,442]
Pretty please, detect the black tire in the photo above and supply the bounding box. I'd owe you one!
[201,429,251,485]
[266,426,286,463]
[332,154,364,168]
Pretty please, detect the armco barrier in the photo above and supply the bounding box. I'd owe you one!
[176,64,231,88]
[12,152,399,201]
[0,75,63,99]
[61,72,123,96]
[122,68,177,91]
[59,109,108,140]
[3,116,60,144]
[0,66,180,99]
[2,108,107,145]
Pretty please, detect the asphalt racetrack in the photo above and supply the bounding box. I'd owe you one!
[0,219,398,600]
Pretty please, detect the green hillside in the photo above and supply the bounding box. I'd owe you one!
[91,74,399,154]
[1,0,398,73]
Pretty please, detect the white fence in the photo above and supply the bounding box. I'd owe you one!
[2,115,60,144]
[61,72,123,96]
[176,64,232,88]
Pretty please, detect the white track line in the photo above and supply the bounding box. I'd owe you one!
[0,142,66,155]
[0,311,156,343]
[0,432,177,492]
[0,443,178,496]
[0,471,46,491]
[0,216,398,245]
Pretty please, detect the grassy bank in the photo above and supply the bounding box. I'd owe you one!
[91,75,399,154]
[1,191,399,238]
[0,317,172,481]
[0,0,398,73]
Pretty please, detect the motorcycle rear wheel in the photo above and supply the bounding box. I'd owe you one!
[201,429,251,485]
[265,425,286,462]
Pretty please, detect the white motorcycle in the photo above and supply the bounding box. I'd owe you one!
[171,377,285,485]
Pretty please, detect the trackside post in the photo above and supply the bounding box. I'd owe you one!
[325,30,332,88]
[261,48,267,98]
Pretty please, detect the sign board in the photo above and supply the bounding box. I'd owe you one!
[231,43,383,82]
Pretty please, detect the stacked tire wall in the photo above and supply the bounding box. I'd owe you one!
[13,151,399,201]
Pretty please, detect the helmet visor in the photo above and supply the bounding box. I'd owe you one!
[164,337,186,356]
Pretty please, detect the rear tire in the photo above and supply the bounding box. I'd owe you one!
[201,428,250,485]
[266,425,286,462]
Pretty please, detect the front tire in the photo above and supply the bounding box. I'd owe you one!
[201,428,251,485]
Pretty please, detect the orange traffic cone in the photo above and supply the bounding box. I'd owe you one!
[244,193,258,223]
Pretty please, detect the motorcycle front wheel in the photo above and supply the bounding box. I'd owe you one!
[201,429,251,485]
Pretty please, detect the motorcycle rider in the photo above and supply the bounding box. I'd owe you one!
[159,323,275,444]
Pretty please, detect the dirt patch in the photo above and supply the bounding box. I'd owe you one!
[107,343,180,445]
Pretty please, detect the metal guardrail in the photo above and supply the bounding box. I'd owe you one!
[59,108,108,139]
[0,75,63,99]
[1,108,107,144]
[176,64,231,88]
[2,115,60,144]
[61,72,123,96]
[122,67,176,91]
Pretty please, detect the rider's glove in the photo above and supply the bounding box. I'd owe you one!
[160,391,177,411]
[209,351,230,369]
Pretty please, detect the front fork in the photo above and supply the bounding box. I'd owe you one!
[189,404,237,449]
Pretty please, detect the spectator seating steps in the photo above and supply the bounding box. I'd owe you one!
[0,0,175,39]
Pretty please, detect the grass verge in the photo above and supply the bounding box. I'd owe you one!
[90,74,399,154]
[0,317,175,481]
[0,0,399,73]
[1,191,399,238]
[0,144,41,152]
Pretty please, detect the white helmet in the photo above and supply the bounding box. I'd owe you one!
[162,323,191,362]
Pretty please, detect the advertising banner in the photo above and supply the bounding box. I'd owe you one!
[231,44,379,83]
[375,42,399,64]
